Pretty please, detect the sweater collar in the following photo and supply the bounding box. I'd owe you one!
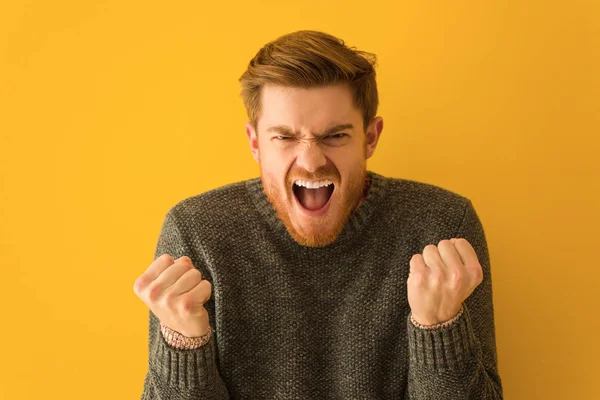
[245,170,388,250]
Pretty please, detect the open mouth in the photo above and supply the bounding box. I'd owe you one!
[292,180,335,213]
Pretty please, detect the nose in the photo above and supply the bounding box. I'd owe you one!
[295,140,327,173]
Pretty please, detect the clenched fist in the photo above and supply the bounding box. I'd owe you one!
[407,238,483,326]
[133,254,212,337]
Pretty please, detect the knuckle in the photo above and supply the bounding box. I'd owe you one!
[179,295,193,313]
[429,272,442,286]
[423,244,436,254]
[193,280,212,302]
[133,276,148,294]
[156,253,174,266]
[179,256,192,265]
[453,267,462,281]
[158,294,173,311]
[147,282,162,302]
[474,266,484,283]
[179,258,194,271]
[188,268,202,280]
[450,271,462,288]
[163,290,175,304]
[203,279,213,295]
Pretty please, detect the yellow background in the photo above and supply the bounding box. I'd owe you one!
[1,1,598,399]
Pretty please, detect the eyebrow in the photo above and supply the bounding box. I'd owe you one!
[266,123,354,137]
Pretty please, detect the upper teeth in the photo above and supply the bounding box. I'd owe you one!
[294,179,334,189]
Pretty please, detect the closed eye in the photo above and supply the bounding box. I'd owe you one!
[327,133,347,139]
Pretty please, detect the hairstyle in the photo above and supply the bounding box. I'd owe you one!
[239,30,379,132]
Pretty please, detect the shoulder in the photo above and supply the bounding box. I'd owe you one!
[383,174,470,209]
[375,173,473,232]
[165,178,255,226]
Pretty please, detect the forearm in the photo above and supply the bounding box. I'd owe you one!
[403,199,503,399]
[141,311,230,400]
[405,304,503,399]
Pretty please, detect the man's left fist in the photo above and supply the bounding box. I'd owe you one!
[407,238,483,326]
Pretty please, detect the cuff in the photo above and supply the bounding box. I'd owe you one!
[160,323,212,349]
[150,326,221,389]
[407,304,478,370]
[410,304,465,330]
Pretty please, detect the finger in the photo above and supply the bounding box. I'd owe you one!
[408,254,428,283]
[134,254,175,293]
[438,239,468,284]
[147,253,179,280]
[453,238,480,266]
[184,279,212,306]
[151,258,194,293]
[437,239,465,269]
[409,253,427,273]
[449,238,464,263]
[166,267,203,296]
[422,244,445,271]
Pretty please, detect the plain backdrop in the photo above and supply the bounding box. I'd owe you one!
[1,1,599,399]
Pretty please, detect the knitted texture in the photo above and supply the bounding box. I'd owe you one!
[140,170,503,399]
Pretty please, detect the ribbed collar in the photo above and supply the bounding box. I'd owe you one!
[245,170,389,251]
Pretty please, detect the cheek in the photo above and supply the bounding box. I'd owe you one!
[260,152,293,185]
[259,147,286,167]
[329,148,360,171]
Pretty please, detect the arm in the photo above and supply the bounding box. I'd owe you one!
[406,199,503,399]
[140,210,230,400]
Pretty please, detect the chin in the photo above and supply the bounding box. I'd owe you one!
[289,217,345,247]
[264,182,360,248]
[261,167,367,247]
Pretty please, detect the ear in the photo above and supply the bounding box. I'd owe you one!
[364,116,383,159]
[245,121,259,163]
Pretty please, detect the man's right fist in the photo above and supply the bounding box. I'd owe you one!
[133,254,212,338]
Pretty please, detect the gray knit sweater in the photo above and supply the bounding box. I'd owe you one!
[140,170,503,399]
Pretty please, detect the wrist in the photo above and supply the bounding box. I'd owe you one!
[160,322,212,349]
[410,304,465,330]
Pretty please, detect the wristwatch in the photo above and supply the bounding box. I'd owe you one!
[160,323,213,350]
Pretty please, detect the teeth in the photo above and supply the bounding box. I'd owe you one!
[294,179,334,189]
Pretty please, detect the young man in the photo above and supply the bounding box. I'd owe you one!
[134,30,503,399]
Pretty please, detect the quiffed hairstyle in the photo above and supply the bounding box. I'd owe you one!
[239,30,379,132]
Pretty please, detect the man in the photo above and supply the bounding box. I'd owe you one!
[134,30,503,399]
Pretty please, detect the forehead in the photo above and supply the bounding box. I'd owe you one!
[258,83,361,132]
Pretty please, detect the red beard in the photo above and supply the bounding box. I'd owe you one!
[262,168,369,247]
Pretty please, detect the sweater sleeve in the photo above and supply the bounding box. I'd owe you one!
[405,199,503,399]
[140,209,230,400]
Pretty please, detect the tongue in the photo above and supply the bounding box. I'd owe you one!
[296,186,332,211]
